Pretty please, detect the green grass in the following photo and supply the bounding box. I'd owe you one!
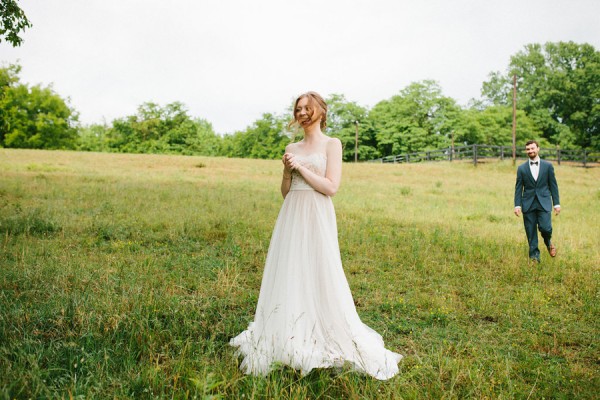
[1,149,598,399]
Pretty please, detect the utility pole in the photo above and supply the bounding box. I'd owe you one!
[354,121,359,163]
[450,130,454,161]
[512,74,517,166]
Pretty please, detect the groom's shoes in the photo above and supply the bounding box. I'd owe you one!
[547,244,557,257]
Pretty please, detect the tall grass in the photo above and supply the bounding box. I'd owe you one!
[1,149,598,399]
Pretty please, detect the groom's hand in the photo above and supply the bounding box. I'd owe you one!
[554,206,561,216]
[514,207,521,217]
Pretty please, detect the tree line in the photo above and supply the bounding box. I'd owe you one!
[1,41,598,161]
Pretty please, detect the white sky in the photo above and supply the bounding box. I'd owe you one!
[1,0,599,134]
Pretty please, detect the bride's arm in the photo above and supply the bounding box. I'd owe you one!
[293,138,342,197]
[281,144,294,198]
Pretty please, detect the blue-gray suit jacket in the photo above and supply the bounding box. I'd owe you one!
[514,159,560,213]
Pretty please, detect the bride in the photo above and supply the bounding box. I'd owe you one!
[230,91,402,380]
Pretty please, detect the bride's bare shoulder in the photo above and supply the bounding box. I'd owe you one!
[326,137,342,150]
[327,137,341,145]
[285,141,302,153]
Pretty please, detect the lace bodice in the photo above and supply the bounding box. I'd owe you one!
[290,153,327,191]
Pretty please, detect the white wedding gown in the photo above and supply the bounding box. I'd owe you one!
[230,153,402,380]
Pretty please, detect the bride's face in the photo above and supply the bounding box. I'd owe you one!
[295,97,321,128]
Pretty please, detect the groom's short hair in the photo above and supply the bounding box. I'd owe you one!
[525,140,539,148]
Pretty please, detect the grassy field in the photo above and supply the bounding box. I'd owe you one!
[1,149,598,399]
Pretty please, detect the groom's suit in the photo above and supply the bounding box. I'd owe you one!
[514,159,560,261]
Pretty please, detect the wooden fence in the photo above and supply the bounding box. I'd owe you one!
[370,145,600,167]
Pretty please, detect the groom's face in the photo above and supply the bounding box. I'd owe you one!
[525,143,539,159]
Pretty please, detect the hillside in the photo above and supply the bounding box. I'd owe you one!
[1,149,598,398]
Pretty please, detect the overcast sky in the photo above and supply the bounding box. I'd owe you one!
[1,0,599,134]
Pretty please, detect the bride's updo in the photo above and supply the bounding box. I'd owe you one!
[291,91,328,130]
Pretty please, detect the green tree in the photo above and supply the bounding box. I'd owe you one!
[0,64,79,149]
[0,63,19,140]
[221,113,289,159]
[325,94,377,161]
[367,80,461,156]
[455,105,543,147]
[482,41,600,150]
[78,123,110,152]
[105,102,220,155]
[0,0,31,46]
[177,118,221,156]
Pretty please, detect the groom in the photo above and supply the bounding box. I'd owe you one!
[514,140,561,263]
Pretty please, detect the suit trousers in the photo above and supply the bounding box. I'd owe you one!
[523,197,553,261]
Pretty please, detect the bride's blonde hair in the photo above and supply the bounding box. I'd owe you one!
[289,91,328,131]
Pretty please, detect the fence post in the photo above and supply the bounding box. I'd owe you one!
[583,149,587,168]
[473,144,478,166]
[449,146,453,162]
[557,148,561,165]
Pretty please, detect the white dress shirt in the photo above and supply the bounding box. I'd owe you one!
[529,157,540,181]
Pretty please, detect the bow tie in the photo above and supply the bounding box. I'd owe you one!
[530,161,538,166]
